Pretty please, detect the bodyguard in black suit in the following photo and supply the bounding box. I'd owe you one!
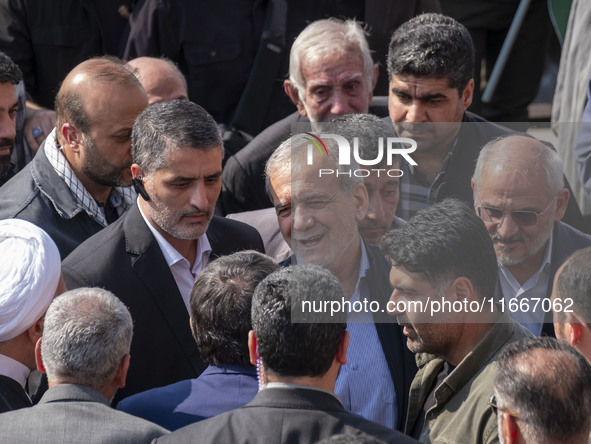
[62,101,264,403]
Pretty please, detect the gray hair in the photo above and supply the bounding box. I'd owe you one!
[472,135,565,198]
[494,337,591,443]
[41,288,133,391]
[132,99,223,174]
[555,246,591,324]
[387,13,474,95]
[289,19,375,102]
[265,133,362,199]
[330,113,400,167]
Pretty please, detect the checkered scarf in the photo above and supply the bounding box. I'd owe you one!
[44,129,135,227]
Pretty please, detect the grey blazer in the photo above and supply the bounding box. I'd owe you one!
[0,383,168,443]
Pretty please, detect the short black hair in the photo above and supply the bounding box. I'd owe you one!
[190,251,278,367]
[387,13,474,95]
[251,264,346,377]
[495,337,591,442]
[380,198,497,299]
[0,51,22,84]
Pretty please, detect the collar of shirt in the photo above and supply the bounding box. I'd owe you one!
[399,139,458,221]
[265,382,342,403]
[137,200,212,309]
[44,128,135,227]
[497,232,553,335]
[0,353,30,391]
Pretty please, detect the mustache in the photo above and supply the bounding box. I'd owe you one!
[181,208,212,217]
[0,138,14,148]
[491,233,525,243]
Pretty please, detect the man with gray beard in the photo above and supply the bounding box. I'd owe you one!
[471,135,591,336]
[62,100,264,404]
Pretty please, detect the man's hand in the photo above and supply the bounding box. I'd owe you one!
[24,103,56,153]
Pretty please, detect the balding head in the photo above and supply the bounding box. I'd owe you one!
[53,57,148,195]
[56,57,145,133]
[494,337,591,444]
[472,135,565,198]
[126,57,188,104]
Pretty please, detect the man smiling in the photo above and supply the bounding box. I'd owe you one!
[472,135,591,336]
[62,100,264,403]
[265,133,415,431]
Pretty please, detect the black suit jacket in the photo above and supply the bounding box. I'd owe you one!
[154,387,419,444]
[0,375,32,413]
[281,244,417,431]
[62,204,264,403]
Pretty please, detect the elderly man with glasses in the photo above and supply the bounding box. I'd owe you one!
[471,135,591,336]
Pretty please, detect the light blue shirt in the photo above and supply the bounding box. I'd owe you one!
[335,241,398,430]
[497,233,553,336]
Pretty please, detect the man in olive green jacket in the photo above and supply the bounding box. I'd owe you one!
[381,199,532,443]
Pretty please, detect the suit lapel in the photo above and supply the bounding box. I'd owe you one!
[123,205,203,373]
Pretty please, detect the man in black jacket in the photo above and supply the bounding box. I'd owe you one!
[62,101,264,404]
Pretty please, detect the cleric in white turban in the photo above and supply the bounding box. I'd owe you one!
[0,219,64,413]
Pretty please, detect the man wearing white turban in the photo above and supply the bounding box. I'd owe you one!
[0,219,65,413]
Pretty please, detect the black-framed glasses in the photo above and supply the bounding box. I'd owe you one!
[488,394,520,419]
[476,198,555,227]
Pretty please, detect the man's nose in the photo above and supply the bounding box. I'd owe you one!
[405,102,427,123]
[0,112,16,140]
[329,91,354,116]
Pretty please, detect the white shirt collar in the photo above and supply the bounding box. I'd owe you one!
[0,353,30,390]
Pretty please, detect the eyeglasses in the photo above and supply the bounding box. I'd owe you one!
[488,394,520,419]
[476,198,555,227]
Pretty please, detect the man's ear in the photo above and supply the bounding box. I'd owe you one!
[113,354,131,389]
[352,183,369,223]
[27,315,44,345]
[35,338,46,374]
[284,80,307,116]
[248,330,258,366]
[61,123,82,152]
[130,164,144,180]
[450,276,474,301]
[336,330,349,365]
[500,412,520,444]
[462,79,474,110]
[554,188,570,222]
[368,64,379,102]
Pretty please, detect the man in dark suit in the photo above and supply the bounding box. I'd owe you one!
[155,264,419,444]
[472,135,591,336]
[0,287,168,442]
[117,250,278,430]
[265,134,415,430]
[0,219,65,413]
[62,100,264,403]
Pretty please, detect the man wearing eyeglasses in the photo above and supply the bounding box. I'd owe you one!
[471,135,591,336]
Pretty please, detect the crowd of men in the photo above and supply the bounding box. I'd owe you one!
[0,7,591,444]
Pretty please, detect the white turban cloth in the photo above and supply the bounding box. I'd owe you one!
[0,219,61,342]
